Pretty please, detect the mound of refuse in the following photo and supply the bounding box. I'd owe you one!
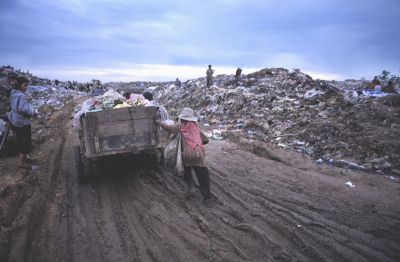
[153,68,400,175]
[0,66,87,118]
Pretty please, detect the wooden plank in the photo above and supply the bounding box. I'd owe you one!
[97,121,134,137]
[86,107,156,122]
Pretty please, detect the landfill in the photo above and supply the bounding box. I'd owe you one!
[148,68,400,175]
[0,66,86,118]
[1,66,400,262]
[2,65,399,174]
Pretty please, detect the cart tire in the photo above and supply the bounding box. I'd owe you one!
[74,146,88,184]
[82,159,94,184]
[143,149,160,169]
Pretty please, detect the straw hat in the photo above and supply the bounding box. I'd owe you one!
[178,107,198,122]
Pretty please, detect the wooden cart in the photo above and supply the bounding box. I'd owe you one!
[75,106,166,183]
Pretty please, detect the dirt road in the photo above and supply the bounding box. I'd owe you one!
[3,114,400,261]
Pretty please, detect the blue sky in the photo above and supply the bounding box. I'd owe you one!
[0,0,399,82]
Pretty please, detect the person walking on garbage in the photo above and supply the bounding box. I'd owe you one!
[175,78,182,88]
[235,67,242,80]
[235,67,242,85]
[9,76,38,168]
[206,65,215,88]
[155,107,218,207]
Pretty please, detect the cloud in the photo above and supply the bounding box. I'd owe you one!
[1,0,399,81]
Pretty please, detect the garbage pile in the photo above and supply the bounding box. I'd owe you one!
[0,66,87,117]
[153,68,400,175]
[28,85,84,111]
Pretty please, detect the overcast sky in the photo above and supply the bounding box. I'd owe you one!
[0,0,399,82]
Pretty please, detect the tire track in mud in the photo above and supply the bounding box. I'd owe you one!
[10,119,68,262]
[142,171,258,261]
[123,172,213,261]
[26,126,400,262]
[208,164,399,261]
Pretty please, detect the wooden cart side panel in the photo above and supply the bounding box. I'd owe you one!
[82,116,95,156]
[81,107,160,158]
[88,107,152,122]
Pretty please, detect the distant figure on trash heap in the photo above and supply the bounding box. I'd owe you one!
[155,107,218,207]
[206,65,215,88]
[175,78,182,88]
[235,67,242,83]
[9,76,39,168]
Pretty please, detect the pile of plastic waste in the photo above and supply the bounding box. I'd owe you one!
[149,68,400,175]
[73,90,153,125]
[28,85,84,110]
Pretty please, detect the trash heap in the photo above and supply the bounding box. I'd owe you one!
[0,66,87,117]
[153,68,400,175]
[28,85,84,111]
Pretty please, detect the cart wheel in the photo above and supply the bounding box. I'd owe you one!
[74,146,88,184]
[82,160,93,183]
[143,149,160,169]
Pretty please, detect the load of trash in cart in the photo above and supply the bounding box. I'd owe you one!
[73,90,156,126]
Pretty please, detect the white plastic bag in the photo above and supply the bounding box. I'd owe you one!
[176,133,184,177]
[164,134,178,169]
[163,133,184,177]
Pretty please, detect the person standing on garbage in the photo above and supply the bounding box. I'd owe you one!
[206,65,214,88]
[155,107,217,207]
[175,78,182,88]
[9,76,38,168]
[235,67,242,85]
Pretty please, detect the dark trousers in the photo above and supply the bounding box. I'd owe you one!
[184,166,211,198]
[14,125,31,155]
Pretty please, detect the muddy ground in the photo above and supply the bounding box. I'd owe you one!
[1,103,400,262]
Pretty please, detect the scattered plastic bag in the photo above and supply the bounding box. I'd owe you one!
[345,182,355,188]
[304,89,325,99]
[362,90,390,98]
[338,160,366,170]
[100,89,125,100]
[73,98,95,126]
[164,134,179,169]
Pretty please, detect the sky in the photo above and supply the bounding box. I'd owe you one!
[0,0,399,82]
